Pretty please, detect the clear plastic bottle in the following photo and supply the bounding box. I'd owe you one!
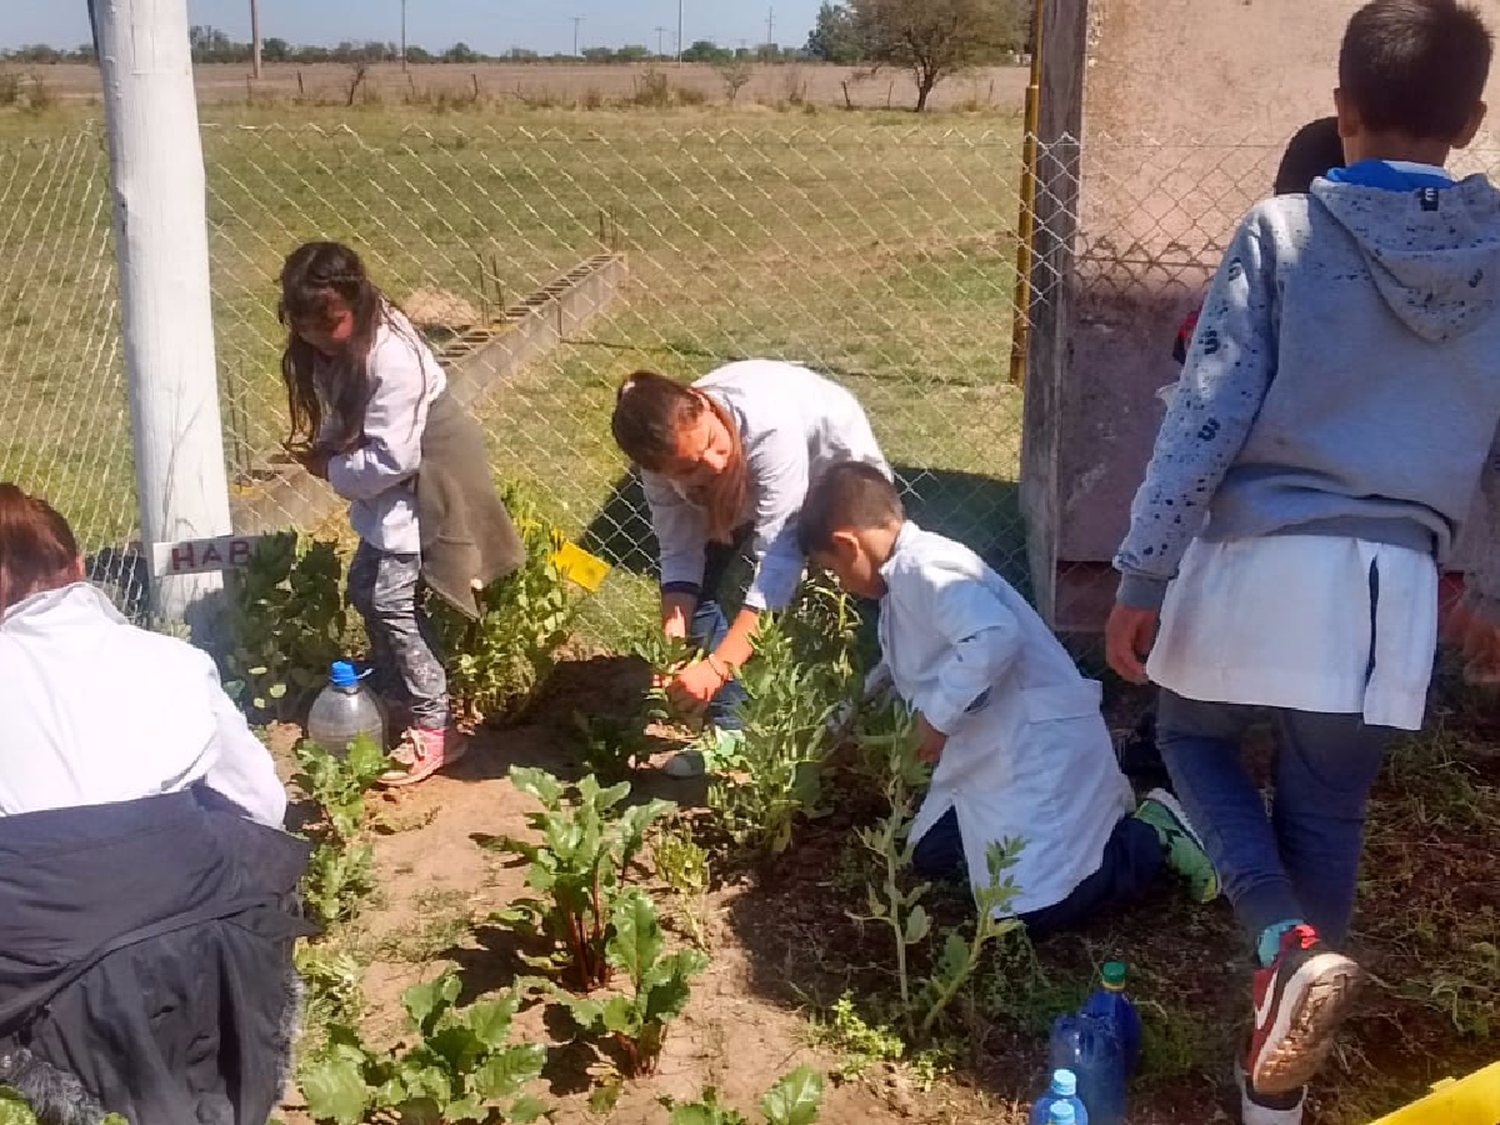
[306,660,386,758]
[1081,962,1144,1076]
[1029,1068,1090,1125]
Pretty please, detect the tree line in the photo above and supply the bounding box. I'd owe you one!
[4,0,1030,113]
[1,27,809,67]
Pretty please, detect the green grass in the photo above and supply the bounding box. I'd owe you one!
[0,101,1028,641]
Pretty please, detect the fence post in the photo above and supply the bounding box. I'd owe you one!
[92,0,234,640]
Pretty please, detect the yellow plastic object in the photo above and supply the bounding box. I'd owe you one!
[552,541,611,592]
[1369,1060,1500,1124]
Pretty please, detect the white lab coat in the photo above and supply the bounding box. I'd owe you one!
[641,359,890,611]
[879,523,1134,916]
[0,583,288,827]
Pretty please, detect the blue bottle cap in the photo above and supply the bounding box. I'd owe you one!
[329,660,359,687]
[1051,1069,1077,1097]
[1048,1103,1076,1125]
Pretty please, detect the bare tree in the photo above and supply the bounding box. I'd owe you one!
[344,60,370,107]
[851,0,1026,112]
[716,58,755,104]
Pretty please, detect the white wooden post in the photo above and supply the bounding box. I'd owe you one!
[92,0,235,638]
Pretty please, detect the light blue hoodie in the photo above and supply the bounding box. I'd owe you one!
[1116,163,1500,619]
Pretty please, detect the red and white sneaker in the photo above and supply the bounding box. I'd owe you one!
[379,727,466,788]
[1248,924,1364,1095]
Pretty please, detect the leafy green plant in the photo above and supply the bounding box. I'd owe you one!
[222,533,350,719]
[299,970,546,1125]
[808,993,904,1079]
[296,942,366,1044]
[486,767,674,991]
[293,734,390,929]
[549,889,707,1077]
[0,1089,126,1125]
[434,494,580,726]
[294,734,390,843]
[852,707,1025,1040]
[653,822,711,949]
[662,1066,825,1125]
[708,600,861,854]
[573,713,653,786]
[628,627,697,727]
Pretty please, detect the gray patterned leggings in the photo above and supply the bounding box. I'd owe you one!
[347,543,449,730]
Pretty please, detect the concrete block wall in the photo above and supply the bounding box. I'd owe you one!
[1022,0,1500,632]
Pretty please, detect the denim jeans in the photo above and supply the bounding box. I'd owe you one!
[1156,690,1392,949]
[912,810,1163,936]
[669,531,751,731]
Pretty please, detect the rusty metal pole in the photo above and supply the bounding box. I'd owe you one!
[1007,0,1046,387]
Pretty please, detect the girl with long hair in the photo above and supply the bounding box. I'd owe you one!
[279,241,524,785]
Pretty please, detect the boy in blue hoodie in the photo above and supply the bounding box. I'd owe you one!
[1106,1,1500,1121]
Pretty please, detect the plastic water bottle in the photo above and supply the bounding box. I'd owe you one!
[1044,1103,1077,1125]
[1081,962,1144,1076]
[1029,1068,1089,1125]
[306,660,386,757]
[1049,1013,1126,1125]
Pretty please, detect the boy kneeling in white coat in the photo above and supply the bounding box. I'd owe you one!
[799,462,1217,929]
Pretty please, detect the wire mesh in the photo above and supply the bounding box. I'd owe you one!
[7,120,1491,640]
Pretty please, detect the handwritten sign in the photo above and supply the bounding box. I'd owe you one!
[152,534,268,578]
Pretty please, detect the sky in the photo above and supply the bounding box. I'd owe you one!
[6,0,825,56]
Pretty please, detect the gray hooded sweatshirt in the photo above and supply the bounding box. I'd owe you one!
[1116,172,1500,620]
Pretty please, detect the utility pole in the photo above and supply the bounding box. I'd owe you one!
[766,6,774,50]
[676,0,683,64]
[654,25,666,58]
[249,0,261,78]
[401,0,408,71]
[572,15,584,56]
[93,0,234,638]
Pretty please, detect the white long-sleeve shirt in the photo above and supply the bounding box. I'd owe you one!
[0,583,288,828]
[640,360,889,611]
[879,523,1134,916]
[319,310,448,555]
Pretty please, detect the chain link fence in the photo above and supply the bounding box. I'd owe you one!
[8,119,1486,641]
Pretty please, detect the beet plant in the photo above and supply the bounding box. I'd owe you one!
[486,767,673,992]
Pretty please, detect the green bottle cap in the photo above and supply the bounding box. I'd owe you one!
[1102,961,1127,989]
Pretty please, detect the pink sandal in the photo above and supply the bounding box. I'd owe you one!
[379,727,466,787]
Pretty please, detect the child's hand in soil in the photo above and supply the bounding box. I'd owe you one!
[666,658,727,710]
[915,713,947,764]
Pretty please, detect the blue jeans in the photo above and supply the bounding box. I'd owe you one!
[666,532,750,730]
[1156,691,1392,949]
[912,811,1163,936]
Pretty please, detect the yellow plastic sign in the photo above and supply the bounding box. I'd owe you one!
[552,541,611,592]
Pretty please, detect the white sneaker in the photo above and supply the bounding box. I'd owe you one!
[662,751,707,779]
[1236,1060,1304,1125]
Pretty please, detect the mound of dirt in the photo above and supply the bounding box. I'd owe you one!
[404,286,481,330]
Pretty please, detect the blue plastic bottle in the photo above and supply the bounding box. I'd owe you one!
[1049,1013,1126,1125]
[1029,1068,1089,1125]
[1081,961,1143,1076]
[1044,1103,1077,1125]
